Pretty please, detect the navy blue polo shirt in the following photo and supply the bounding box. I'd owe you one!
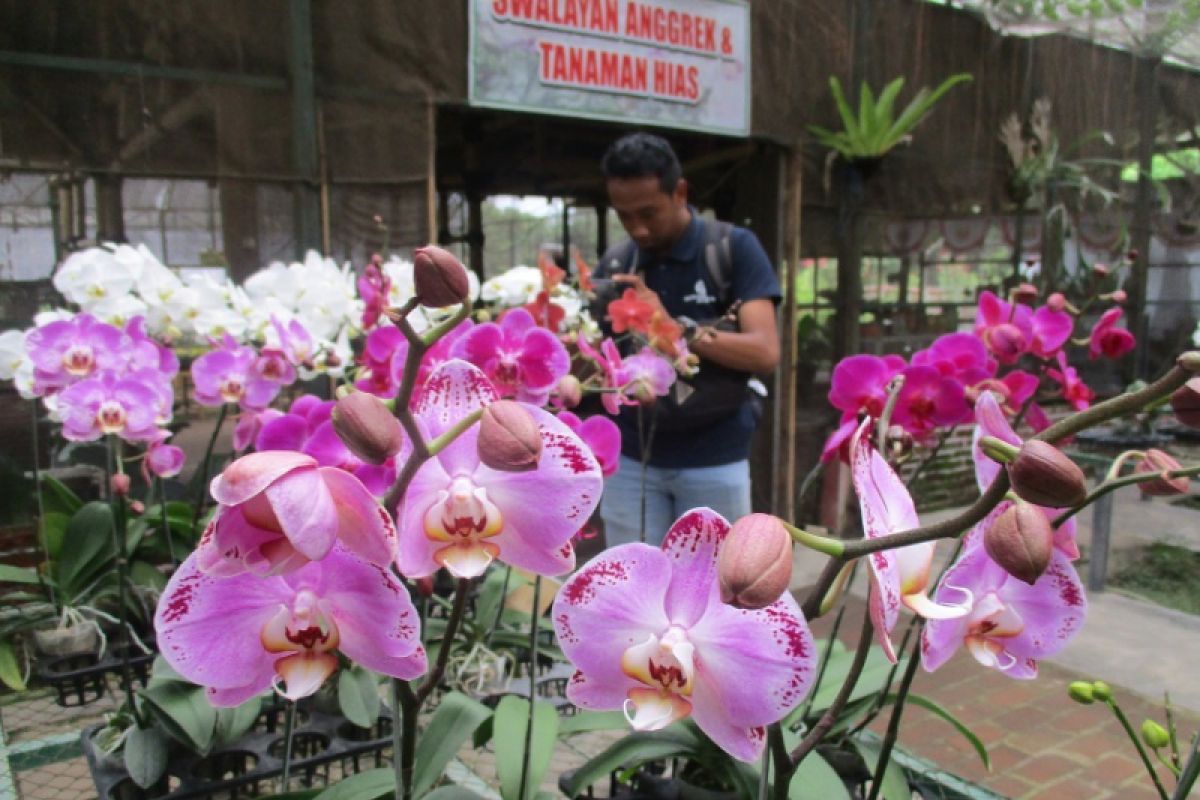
[597,210,781,468]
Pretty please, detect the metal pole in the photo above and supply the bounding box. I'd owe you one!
[1087,491,1114,592]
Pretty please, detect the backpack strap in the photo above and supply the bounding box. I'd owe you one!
[599,238,639,276]
[702,219,735,307]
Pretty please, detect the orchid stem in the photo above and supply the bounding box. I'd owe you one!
[783,522,844,557]
[905,426,956,488]
[1106,697,1170,800]
[517,577,542,800]
[157,477,177,567]
[190,403,227,536]
[107,438,136,711]
[1051,464,1200,528]
[426,408,485,456]
[866,622,924,800]
[280,699,296,792]
[876,374,905,454]
[789,608,874,769]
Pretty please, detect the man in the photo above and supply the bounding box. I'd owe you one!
[594,132,780,546]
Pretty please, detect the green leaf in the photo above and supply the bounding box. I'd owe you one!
[214,696,263,746]
[871,78,906,147]
[828,77,858,143]
[338,667,381,728]
[424,788,489,800]
[140,680,217,755]
[801,649,904,720]
[124,725,169,789]
[889,693,990,770]
[129,560,167,593]
[40,474,83,516]
[559,726,700,798]
[0,639,27,691]
[0,564,41,584]
[559,709,628,736]
[55,501,115,603]
[493,696,559,800]
[314,768,395,799]
[40,511,70,559]
[885,73,972,152]
[789,752,851,800]
[853,738,910,800]
[857,80,876,141]
[412,691,493,797]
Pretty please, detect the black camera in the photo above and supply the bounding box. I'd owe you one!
[587,277,623,320]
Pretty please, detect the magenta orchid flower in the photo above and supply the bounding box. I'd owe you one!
[974,291,1032,365]
[196,450,397,577]
[828,354,904,420]
[271,316,317,367]
[578,337,635,415]
[143,439,186,481]
[450,307,569,405]
[357,325,406,398]
[922,529,1086,679]
[891,365,970,439]
[124,316,180,377]
[56,372,162,442]
[971,392,1080,559]
[155,543,426,706]
[622,348,677,403]
[851,421,969,662]
[396,360,602,579]
[911,333,995,386]
[1029,306,1073,360]
[1088,308,1135,359]
[25,313,126,396]
[559,411,621,477]
[553,508,815,762]
[1046,352,1094,411]
[191,337,282,410]
[358,258,390,330]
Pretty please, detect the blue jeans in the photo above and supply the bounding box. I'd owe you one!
[600,455,752,547]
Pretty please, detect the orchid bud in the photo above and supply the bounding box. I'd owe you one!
[331,392,404,465]
[1046,292,1067,313]
[1141,720,1169,749]
[129,500,145,516]
[1091,680,1112,702]
[110,473,131,498]
[1068,681,1096,704]
[988,323,1026,362]
[1108,289,1127,304]
[478,401,542,472]
[1012,283,1038,305]
[413,245,471,307]
[555,375,582,409]
[1008,440,1088,508]
[1177,352,1200,374]
[984,502,1053,585]
[1170,377,1200,427]
[1134,449,1189,496]
[717,514,793,610]
[1092,263,1109,278]
[413,576,434,597]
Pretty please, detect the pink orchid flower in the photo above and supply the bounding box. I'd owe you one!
[577,337,637,415]
[124,316,180,377]
[450,307,570,405]
[971,392,1079,559]
[891,365,970,439]
[922,527,1086,679]
[144,439,186,480]
[1088,308,1135,359]
[851,421,969,662]
[828,354,905,419]
[553,508,815,762]
[57,371,163,442]
[911,332,995,386]
[155,543,426,706]
[1028,306,1073,360]
[191,336,282,410]
[270,316,316,368]
[974,291,1032,365]
[196,450,397,577]
[357,325,406,398]
[25,313,126,396]
[622,348,677,404]
[1046,351,1094,411]
[559,411,621,477]
[397,360,602,579]
[357,259,390,330]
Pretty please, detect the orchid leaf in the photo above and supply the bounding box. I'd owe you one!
[40,473,83,516]
[40,511,70,559]
[140,680,217,755]
[558,709,628,735]
[853,738,911,800]
[56,501,115,602]
[412,691,493,798]
[124,724,169,789]
[214,696,262,746]
[0,639,26,691]
[314,768,394,799]
[789,751,851,800]
[885,693,990,769]
[560,725,700,797]
[493,696,558,800]
[338,666,381,728]
[424,788,491,800]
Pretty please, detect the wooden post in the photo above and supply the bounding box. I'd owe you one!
[772,146,802,520]
[1128,55,1160,380]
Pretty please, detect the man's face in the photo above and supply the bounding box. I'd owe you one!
[606,175,688,254]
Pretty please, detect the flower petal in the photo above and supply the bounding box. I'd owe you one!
[318,467,397,567]
[210,451,316,507]
[659,508,729,628]
[263,465,338,561]
[554,543,672,701]
[416,360,499,439]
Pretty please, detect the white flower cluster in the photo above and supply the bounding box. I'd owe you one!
[480,264,591,333]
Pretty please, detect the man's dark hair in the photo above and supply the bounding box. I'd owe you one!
[601,132,682,194]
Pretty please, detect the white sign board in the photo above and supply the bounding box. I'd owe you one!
[469,0,751,136]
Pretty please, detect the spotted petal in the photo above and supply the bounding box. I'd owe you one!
[415,359,498,439]
[659,508,729,629]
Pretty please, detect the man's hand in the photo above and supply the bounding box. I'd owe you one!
[612,274,668,318]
